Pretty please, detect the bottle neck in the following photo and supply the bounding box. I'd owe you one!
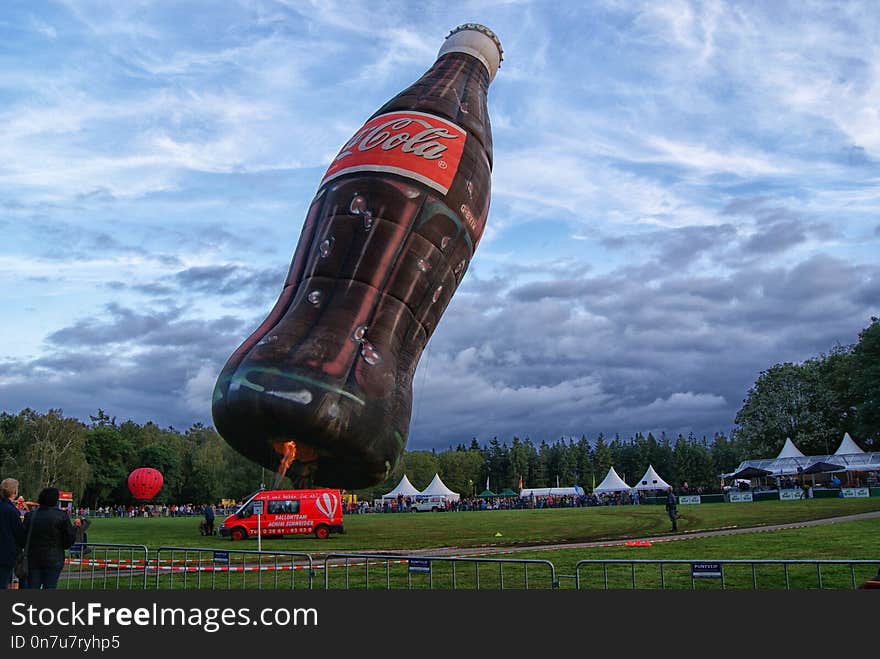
[421,52,491,111]
[373,51,493,160]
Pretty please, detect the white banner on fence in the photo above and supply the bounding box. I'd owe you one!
[728,492,753,503]
[778,489,804,501]
[841,487,870,498]
[679,495,701,505]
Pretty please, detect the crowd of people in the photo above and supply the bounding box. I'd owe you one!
[81,503,238,518]
[1,478,83,590]
[351,489,688,513]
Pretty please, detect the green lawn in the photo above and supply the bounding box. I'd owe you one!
[84,497,880,552]
[64,499,879,590]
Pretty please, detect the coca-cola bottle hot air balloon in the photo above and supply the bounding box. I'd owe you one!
[212,24,502,489]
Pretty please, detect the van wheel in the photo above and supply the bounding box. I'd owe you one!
[230,527,247,541]
[431,507,439,512]
[314,525,330,539]
[411,508,418,512]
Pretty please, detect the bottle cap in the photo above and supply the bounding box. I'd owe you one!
[438,23,503,82]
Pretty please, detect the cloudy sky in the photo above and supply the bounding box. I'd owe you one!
[1,0,878,452]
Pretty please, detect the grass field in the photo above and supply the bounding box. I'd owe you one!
[60,498,880,590]
[85,497,880,552]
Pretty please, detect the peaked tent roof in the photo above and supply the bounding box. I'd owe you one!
[776,438,806,459]
[420,473,460,501]
[498,488,519,497]
[834,433,864,455]
[477,489,498,498]
[634,464,672,491]
[381,474,420,499]
[593,467,632,494]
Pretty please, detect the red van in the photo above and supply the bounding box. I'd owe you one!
[220,489,344,540]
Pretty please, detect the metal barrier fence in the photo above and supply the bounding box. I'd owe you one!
[62,543,150,590]
[574,559,880,590]
[322,553,558,590]
[153,546,315,590]
[51,548,879,591]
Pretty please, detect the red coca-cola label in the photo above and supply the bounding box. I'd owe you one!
[320,111,466,195]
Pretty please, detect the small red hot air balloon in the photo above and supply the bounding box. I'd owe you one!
[127,467,163,501]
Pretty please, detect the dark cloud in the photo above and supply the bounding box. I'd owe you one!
[131,282,175,295]
[45,303,250,353]
[46,304,180,347]
[601,224,739,263]
[508,279,591,302]
[3,247,876,451]
[742,219,807,253]
[174,265,240,291]
[173,264,285,297]
[405,251,877,448]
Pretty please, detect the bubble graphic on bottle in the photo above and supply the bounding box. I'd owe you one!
[453,259,466,278]
[350,194,367,215]
[360,341,381,365]
[352,324,368,342]
[441,236,451,250]
[432,286,443,303]
[319,236,334,258]
[307,290,322,305]
[416,259,430,273]
[362,211,373,230]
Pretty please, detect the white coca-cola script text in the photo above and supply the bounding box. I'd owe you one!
[335,117,459,162]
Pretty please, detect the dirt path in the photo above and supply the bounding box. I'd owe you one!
[403,509,880,558]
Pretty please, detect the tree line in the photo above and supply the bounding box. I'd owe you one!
[734,317,878,457]
[1,318,875,505]
[0,406,744,505]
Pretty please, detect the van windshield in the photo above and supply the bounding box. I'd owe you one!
[235,493,259,516]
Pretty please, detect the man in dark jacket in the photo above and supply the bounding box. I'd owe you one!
[22,487,78,589]
[665,487,678,532]
[0,478,26,589]
[203,503,215,536]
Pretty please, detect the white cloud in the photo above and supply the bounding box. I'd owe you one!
[183,364,218,414]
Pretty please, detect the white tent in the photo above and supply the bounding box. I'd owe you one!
[634,464,671,491]
[776,437,806,459]
[593,467,632,494]
[520,486,584,498]
[419,473,460,502]
[834,433,864,455]
[382,474,420,499]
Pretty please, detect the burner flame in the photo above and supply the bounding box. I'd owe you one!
[272,440,317,488]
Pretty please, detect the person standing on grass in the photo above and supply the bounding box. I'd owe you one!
[22,488,78,589]
[665,487,678,532]
[0,478,25,589]
[204,503,215,536]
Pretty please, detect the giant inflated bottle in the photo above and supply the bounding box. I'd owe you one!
[212,24,502,489]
